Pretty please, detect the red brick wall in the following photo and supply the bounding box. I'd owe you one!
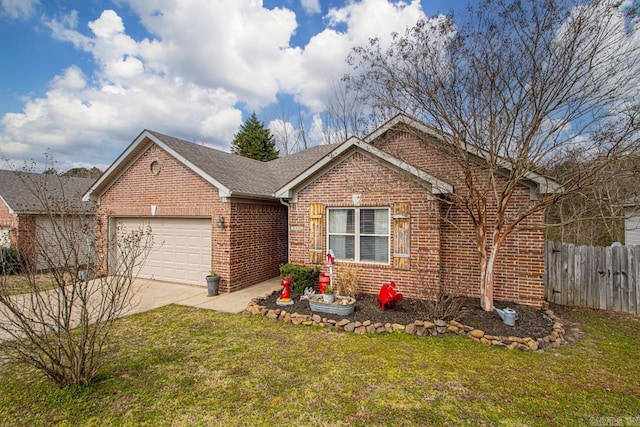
[95,141,287,292]
[16,214,36,267]
[375,130,545,307]
[289,149,442,299]
[228,202,287,291]
[0,200,17,230]
[0,200,18,247]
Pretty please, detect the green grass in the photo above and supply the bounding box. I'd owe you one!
[1,273,58,295]
[0,305,638,426]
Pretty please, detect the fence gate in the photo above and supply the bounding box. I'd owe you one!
[545,241,640,314]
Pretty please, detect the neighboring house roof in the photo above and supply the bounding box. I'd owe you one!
[84,130,338,201]
[0,169,95,215]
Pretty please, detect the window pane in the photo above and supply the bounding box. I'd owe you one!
[360,236,389,263]
[329,235,355,260]
[329,209,354,234]
[360,209,388,234]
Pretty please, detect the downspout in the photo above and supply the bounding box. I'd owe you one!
[279,198,291,262]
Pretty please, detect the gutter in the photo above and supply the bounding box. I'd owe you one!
[279,198,291,263]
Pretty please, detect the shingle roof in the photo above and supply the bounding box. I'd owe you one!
[148,131,338,197]
[0,170,95,214]
[267,144,339,189]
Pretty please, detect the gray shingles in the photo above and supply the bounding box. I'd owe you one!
[148,131,339,197]
[0,170,95,214]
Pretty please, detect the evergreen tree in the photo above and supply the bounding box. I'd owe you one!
[230,112,279,161]
[64,167,102,179]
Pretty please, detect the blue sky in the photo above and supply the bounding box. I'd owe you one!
[0,0,469,171]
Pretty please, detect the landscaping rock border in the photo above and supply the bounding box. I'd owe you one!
[246,298,568,352]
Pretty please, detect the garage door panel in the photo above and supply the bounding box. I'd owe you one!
[115,218,212,286]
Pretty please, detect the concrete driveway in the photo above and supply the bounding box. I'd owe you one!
[127,276,281,315]
[0,277,280,341]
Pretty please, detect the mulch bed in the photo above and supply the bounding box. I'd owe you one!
[259,291,556,339]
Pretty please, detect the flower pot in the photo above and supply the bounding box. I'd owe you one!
[206,275,220,296]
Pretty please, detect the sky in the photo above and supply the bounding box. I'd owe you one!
[0,0,470,172]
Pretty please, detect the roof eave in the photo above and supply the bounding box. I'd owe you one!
[0,194,14,215]
[83,130,233,201]
[368,114,561,195]
[275,137,454,198]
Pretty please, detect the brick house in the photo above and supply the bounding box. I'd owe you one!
[84,130,335,291]
[85,115,557,307]
[0,170,95,269]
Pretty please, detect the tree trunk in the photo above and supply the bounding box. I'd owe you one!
[479,228,504,312]
[480,249,497,311]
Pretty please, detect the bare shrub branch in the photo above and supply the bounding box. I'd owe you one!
[0,167,152,387]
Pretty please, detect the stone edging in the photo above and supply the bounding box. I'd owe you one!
[246,298,568,352]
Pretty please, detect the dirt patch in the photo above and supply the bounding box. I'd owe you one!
[259,291,556,339]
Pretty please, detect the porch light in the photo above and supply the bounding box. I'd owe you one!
[216,216,225,229]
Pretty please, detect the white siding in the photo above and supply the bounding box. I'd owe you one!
[626,212,640,246]
[35,216,93,270]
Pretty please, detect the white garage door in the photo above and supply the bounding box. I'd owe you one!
[115,217,212,286]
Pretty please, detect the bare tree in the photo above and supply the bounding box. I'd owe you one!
[270,80,370,156]
[270,104,304,156]
[0,168,152,386]
[545,154,640,245]
[319,79,369,145]
[346,0,640,310]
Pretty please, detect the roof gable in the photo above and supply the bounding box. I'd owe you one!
[275,137,453,199]
[366,114,562,194]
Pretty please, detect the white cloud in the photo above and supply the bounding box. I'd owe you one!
[124,0,299,109]
[1,0,38,19]
[1,0,433,170]
[0,7,246,170]
[326,0,424,43]
[308,114,325,145]
[301,0,321,15]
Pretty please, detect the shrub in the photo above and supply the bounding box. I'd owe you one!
[335,262,358,297]
[416,285,467,321]
[1,247,24,275]
[279,263,320,293]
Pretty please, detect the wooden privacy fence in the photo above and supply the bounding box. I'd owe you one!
[545,241,640,314]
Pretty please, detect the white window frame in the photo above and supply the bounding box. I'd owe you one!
[327,207,390,264]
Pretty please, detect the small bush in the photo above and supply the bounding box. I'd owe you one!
[1,247,24,275]
[416,286,467,321]
[279,263,320,293]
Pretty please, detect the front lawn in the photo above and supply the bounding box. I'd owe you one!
[1,273,58,295]
[0,304,638,426]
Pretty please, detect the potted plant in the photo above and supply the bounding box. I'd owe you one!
[323,285,335,303]
[206,271,220,296]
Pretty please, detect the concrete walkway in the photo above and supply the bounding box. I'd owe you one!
[126,276,281,315]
